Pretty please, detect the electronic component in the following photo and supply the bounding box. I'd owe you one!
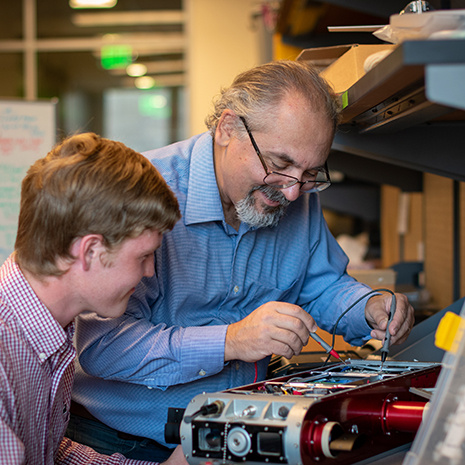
[177,360,440,465]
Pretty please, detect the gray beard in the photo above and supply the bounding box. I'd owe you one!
[235,185,290,228]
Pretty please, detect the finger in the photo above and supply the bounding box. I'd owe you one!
[391,310,414,344]
[274,304,317,333]
[262,322,307,352]
[366,295,390,331]
[392,326,411,345]
[388,294,409,332]
[375,303,414,345]
[389,296,414,337]
[268,334,304,359]
[370,328,386,342]
[269,313,312,346]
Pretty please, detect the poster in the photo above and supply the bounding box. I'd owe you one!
[0,100,56,263]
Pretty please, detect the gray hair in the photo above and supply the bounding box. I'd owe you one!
[204,60,341,138]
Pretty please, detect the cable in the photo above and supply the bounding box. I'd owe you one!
[323,288,395,367]
[309,331,346,364]
[380,293,397,369]
[184,400,225,423]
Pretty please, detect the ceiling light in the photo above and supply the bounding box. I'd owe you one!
[70,0,117,9]
[127,63,147,77]
[72,10,184,27]
[109,60,184,76]
[135,76,155,90]
[123,74,185,88]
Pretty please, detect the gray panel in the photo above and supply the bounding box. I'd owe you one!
[386,297,465,362]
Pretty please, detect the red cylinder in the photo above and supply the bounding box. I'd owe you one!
[383,401,427,433]
[301,419,344,459]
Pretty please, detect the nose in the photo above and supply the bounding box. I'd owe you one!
[281,183,301,202]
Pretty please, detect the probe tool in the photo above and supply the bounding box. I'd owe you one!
[309,331,347,364]
[380,293,397,370]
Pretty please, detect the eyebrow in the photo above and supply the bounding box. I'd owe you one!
[265,150,299,167]
[265,150,325,172]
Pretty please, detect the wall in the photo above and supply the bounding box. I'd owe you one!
[381,186,424,269]
[381,175,465,311]
[424,174,465,310]
[186,0,265,137]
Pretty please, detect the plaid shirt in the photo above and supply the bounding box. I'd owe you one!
[0,255,154,465]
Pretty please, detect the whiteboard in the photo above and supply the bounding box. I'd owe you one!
[0,99,57,264]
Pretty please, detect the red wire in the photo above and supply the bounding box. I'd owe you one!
[253,361,258,383]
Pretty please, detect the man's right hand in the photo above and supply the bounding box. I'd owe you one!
[224,302,317,362]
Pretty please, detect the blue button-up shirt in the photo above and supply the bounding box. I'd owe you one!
[73,132,372,446]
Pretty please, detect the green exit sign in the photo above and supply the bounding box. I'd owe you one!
[100,45,132,69]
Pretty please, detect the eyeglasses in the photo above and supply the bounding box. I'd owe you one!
[240,116,331,194]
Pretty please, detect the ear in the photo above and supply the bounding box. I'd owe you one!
[70,235,105,272]
[215,110,238,147]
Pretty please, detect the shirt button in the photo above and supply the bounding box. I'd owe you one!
[233,285,239,293]
[235,362,240,370]
[39,353,47,360]
[199,369,206,376]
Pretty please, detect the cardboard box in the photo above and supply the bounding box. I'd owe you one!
[348,268,397,292]
[297,44,396,93]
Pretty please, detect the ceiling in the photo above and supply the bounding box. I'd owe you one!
[0,0,185,97]
[2,0,465,100]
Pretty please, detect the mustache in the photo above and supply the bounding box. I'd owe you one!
[253,184,291,207]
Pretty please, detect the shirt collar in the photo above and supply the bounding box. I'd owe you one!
[184,132,225,225]
[1,256,72,363]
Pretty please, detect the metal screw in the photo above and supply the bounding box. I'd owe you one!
[350,425,359,434]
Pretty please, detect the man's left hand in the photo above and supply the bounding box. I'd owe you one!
[365,293,414,345]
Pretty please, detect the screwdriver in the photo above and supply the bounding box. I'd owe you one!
[380,293,397,370]
[309,331,346,364]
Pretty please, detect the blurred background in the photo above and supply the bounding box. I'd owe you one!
[3,0,455,149]
[1,0,464,315]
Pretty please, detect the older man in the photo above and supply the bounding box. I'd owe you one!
[69,61,414,462]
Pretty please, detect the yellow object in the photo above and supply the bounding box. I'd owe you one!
[286,2,327,36]
[435,311,465,353]
[273,34,303,61]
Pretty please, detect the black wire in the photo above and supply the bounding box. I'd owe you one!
[323,288,395,367]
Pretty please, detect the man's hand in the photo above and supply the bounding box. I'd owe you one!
[161,445,188,465]
[365,293,414,345]
[225,302,317,362]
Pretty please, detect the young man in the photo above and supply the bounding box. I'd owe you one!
[70,61,415,461]
[0,132,185,464]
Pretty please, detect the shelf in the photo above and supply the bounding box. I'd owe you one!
[333,39,465,182]
[333,121,465,182]
[340,39,465,132]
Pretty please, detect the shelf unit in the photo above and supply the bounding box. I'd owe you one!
[327,39,465,304]
[332,39,465,182]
